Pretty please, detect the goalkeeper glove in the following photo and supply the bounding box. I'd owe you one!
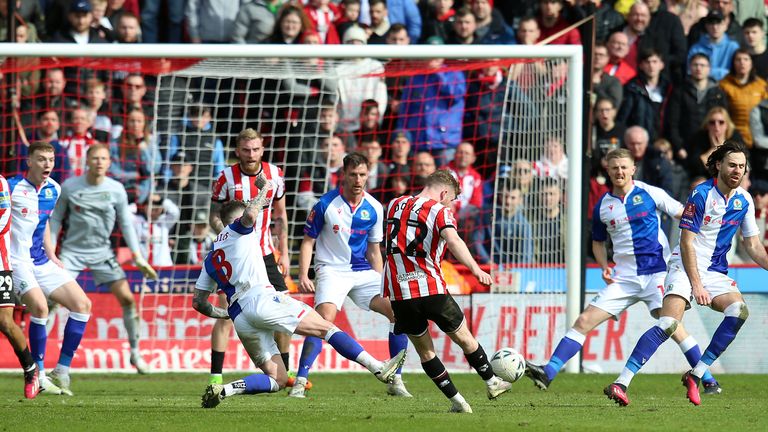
[134,254,159,280]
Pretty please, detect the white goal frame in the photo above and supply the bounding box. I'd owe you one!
[0,43,584,373]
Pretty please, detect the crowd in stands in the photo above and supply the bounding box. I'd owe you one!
[3,0,768,270]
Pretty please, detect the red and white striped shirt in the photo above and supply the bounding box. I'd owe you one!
[211,162,285,256]
[59,132,96,177]
[446,162,484,213]
[0,175,12,271]
[384,195,457,301]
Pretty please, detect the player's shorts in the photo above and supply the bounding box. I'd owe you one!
[11,260,75,297]
[264,254,288,292]
[589,273,665,317]
[0,270,13,307]
[663,261,740,309]
[232,290,313,365]
[390,294,466,336]
[314,266,382,311]
[60,251,126,287]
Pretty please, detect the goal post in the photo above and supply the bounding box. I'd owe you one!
[0,44,583,373]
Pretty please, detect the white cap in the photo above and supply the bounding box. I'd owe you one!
[343,26,368,45]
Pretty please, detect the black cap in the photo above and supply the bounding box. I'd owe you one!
[170,152,191,164]
[704,10,725,24]
[70,0,92,13]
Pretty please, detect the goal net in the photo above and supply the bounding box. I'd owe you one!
[0,44,582,372]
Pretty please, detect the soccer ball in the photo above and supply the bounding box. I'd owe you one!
[490,347,526,383]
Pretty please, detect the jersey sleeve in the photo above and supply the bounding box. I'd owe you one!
[274,167,286,201]
[680,188,706,233]
[368,200,384,243]
[741,194,760,238]
[194,266,217,293]
[436,206,457,233]
[591,200,608,242]
[303,199,326,239]
[645,184,684,217]
[115,184,142,255]
[211,170,228,202]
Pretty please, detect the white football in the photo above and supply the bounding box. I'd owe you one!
[490,347,526,383]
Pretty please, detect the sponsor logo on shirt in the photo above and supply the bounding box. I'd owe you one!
[704,215,711,225]
[20,208,29,217]
[0,192,9,209]
[683,202,695,218]
[397,270,427,283]
[308,209,315,222]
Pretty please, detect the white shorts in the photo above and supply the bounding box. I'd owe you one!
[589,273,665,317]
[314,267,382,311]
[60,251,126,287]
[664,262,739,308]
[12,260,75,297]
[233,291,313,366]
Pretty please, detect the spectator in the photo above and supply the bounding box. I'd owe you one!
[368,0,390,44]
[533,178,564,264]
[533,136,568,180]
[90,0,115,41]
[653,138,689,204]
[297,135,346,211]
[420,0,455,43]
[666,53,728,162]
[624,125,673,193]
[536,0,581,45]
[112,73,153,126]
[470,0,515,45]
[743,18,768,81]
[493,0,536,28]
[411,151,436,190]
[592,41,623,107]
[115,11,141,43]
[359,138,388,190]
[59,107,96,178]
[184,211,216,265]
[463,64,507,178]
[336,0,362,40]
[720,49,768,148]
[51,0,109,44]
[748,98,768,180]
[305,0,342,44]
[446,141,483,222]
[167,104,226,187]
[386,129,412,175]
[575,0,624,43]
[492,186,534,265]
[0,0,45,41]
[641,0,687,84]
[617,48,672,141]
[510,159,534,199]
[134,193,180,267]
[593,97,626,163]
[232,0,275,44]
[186,0,240,43]
[84,78,113,143]
[105,0,129,28]
[516,14,540,45]
[750,180,768,254]
[387,0,421,42]
[448,7,478,44]
[604,31,636,84]
[688,0,744,48]
[687,10,739,81]
[22,68,79,128]
[267,3,312,44]
[664,0,708,36]
[379,173,410,205]
[397,53,466,167]
[109,108,161,204]
[685,106,743,178]
[17,110,71,184]
[386,21,410,44]
[353,99,382,146]
[142,0,186,43]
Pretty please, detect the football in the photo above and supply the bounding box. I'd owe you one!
[490,347,526,383]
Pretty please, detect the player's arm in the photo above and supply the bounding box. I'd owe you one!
[441,227,492,286]
[209,201,225,234]
[366,241,383,273]
[592,240,615,284]
[240,176,271,228]
[272,195,290,274]
[680,228,709,305]
[742,235,768,270]
[49,184,68,247]
[43,222,64,268]
[298,235,316,293]
[192,289,229,319]
[116,187,158,279]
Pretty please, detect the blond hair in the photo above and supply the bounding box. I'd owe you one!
[237,128,262,147]
[426,169,461,196]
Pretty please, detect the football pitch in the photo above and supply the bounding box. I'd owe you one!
[2,373,766,431]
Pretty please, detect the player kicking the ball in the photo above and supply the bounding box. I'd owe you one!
[193,175,406,408]
[604,140,768,406]
[526,148,720,395]
[385,170,512,414]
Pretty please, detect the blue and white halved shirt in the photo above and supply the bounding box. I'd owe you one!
[8,175,60,265]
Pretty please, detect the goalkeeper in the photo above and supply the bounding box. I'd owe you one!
[50,144,158,374]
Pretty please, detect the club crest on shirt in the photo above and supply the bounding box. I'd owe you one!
[733,199,742,210]
[44,188,53,199]
[632,195,643,205]
[360,209,370,220]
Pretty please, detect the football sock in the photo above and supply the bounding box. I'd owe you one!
[122,305,140,350]
[281,352,290,371]
[14,346,35,371]
[222,374,279,397]
[57,312,90,373]
[210,350,225,375]
[678,336,716,384]
[29,316,48,374]
[692,303,748,379]
[422,356,458,399]
[296,336,323,379]
[544,329,586,381]
[388,324,408,375]
[324,328,380,372]
[616,318,675,386]
[464,345,494,381]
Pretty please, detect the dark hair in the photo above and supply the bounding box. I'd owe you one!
[425,169,461,196]
[387,23,408,36]
[743,17,764,31]
[342,0,361,6]
[729,48,756,81]
[689,52,710,65]
[220,200,247,225]
[369,0,386,7]
[28,141,56,156]
[360,99,379,114]
[638,47,663,64]
[706,140,749,177]
[455,6,475,20]
[343,152,370,171]
[594,96,616,109]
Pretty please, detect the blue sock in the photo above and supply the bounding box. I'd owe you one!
[700,316,745,367]
[544,329,585,381]
[296,336,323,379]
[243,374,277,394]
[58,313,89,368]
[388,331,408,374]
[29,317,48,371]
[327,331,364,361]
[682,344,716,384]
[625,326,669,374]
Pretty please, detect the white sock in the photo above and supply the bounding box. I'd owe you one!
[485,377,497,386]
[692,362,708,379]
[355,351,382,373]
[122,305,140,350]
[54,364,70,375]
[677,335,696,353]
[222,382,240,397]
[615,367,635,387]
[450,393,466,404]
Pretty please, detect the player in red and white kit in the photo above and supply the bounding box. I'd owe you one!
[384,170,512,414]
[0,174,39,399]
[207,128,291,384]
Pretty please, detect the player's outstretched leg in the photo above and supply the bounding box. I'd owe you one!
[289,336,322,398]
[21,288,61,395]
[202,373,280,408]
[527,329,586,391]
[369,296,411,397]
[447,321,512,400]
[423,356,472,413]
[49,283,92,396]
[210,293,231,385]
[674,332,720,394]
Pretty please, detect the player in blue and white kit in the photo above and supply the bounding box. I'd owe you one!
[289,153,411,398]
[8,142,92,396]
[605,141,768,406]
[193,176,406,408]
[526,149,718,394]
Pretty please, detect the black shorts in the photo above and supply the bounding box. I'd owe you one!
[391,294,465,336]
[264,254,288,292]
[0,270,13,307]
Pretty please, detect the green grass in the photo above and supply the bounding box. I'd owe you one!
[2,373,767,431]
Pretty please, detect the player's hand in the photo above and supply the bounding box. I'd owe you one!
[602,267,615,285]
[298,275,315,293]
[134,255,159,280]
[255,174,269,190]
[278,253,291,276]
[692,284,711,306]
[473,268,493,286]
[49,256,65,269]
